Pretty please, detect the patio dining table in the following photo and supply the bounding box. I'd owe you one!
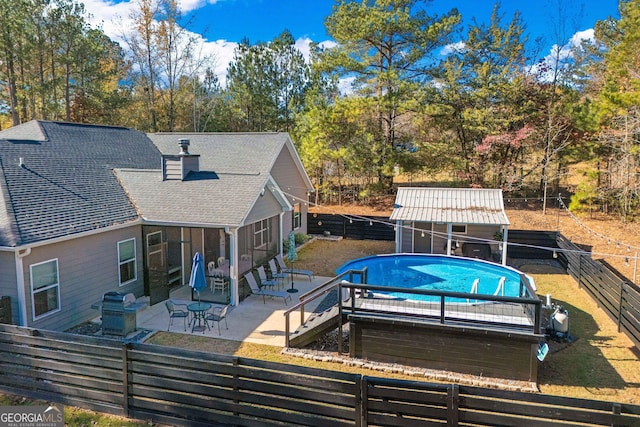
[188,302,212,333]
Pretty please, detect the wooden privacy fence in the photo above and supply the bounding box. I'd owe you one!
[307,213,395,241]
[1,324,640,426]
[556,233,640,349]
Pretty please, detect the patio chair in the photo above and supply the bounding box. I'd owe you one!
[257,265,278,289]
[165,300,189,331]
[212,276,228,294]
[275,254,314,282]
[268,259,288,287]
[244,273,292,305]
[204,305,230,334]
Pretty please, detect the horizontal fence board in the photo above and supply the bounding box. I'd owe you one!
[507,230,558,259]
[366,412,446,427]
[461,394,619,425]
[0,348,122,380]
[308,213,395,240]
[3,363,122,393]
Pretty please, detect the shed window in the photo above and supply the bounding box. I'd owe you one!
[452,224,467,234]
[118,238,137,285]
[30,259,60,320]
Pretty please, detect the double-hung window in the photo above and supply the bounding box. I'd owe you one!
[118,238,137,285]
[253,219,270,249]
[30,259,60,319]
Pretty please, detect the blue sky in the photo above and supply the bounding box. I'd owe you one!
[84,0,620,83]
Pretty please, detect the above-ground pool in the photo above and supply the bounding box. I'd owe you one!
[336,253,534,302]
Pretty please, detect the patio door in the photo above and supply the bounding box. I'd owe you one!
[143,226,189,305]
[145,228,170,305]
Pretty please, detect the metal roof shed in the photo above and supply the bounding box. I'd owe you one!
[390,187,510,265]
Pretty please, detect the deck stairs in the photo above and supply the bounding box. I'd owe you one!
[288,304,343,348]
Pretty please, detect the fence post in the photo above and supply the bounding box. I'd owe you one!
[122,343,130,417]
[360,376,368,427]
[447,384,459,426]
[618,282,625,333]
[285,312,290,347]
[354,376,362,427]
[233,358,240,417]
[611,402,622,427]
[578,254,583,289]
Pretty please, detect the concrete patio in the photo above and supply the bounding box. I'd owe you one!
[132,275,331,347]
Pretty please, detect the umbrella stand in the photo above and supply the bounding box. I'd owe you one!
[286,231,299,293]
[287,261,298,294]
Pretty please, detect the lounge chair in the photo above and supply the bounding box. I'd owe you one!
[245,273,292,305]
[257,265,279,289]
[268,259,289,287]
[275,254,314,282]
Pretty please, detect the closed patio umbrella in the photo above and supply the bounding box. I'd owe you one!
[189,252,207,302]
[287,231,298,293]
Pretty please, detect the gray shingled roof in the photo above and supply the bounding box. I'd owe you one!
[390,187,510,225]
[148,132,288,174]
[115,169,268,227]
[118,132,292,226]
[0,121,160,246]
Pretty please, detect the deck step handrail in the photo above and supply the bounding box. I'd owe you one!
[284,268,367,347]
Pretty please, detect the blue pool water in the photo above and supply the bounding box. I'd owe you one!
[336,254,530,302]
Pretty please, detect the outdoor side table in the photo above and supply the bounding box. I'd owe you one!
[188,302,212,333]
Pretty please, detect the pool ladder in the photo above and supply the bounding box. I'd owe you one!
[466,277,505,303]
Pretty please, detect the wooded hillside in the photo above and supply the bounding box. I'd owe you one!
[1,0,639,219]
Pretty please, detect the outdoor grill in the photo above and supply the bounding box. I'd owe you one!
[101,292,140,337]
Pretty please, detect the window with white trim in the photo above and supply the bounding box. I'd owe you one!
[30,259,60,320]
[293,203,301,230]
[253,219,270,249]
[118,238,137,285]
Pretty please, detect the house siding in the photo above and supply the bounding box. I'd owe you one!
[271,146,309,235]
[21,226,144,331]
[245,189,283,225]
[0,251,18,324]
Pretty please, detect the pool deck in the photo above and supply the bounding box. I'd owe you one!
[126,276,330,346]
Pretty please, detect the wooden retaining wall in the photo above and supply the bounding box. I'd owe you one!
[0,324,639,426]
[349,315,540,382]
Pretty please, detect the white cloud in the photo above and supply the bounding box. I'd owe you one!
[440,41,466,56]
[82,0,336,87]
[530,28,596,80]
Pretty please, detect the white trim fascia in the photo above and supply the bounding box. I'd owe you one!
[140,218,239,229]
[7,219,142,252]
